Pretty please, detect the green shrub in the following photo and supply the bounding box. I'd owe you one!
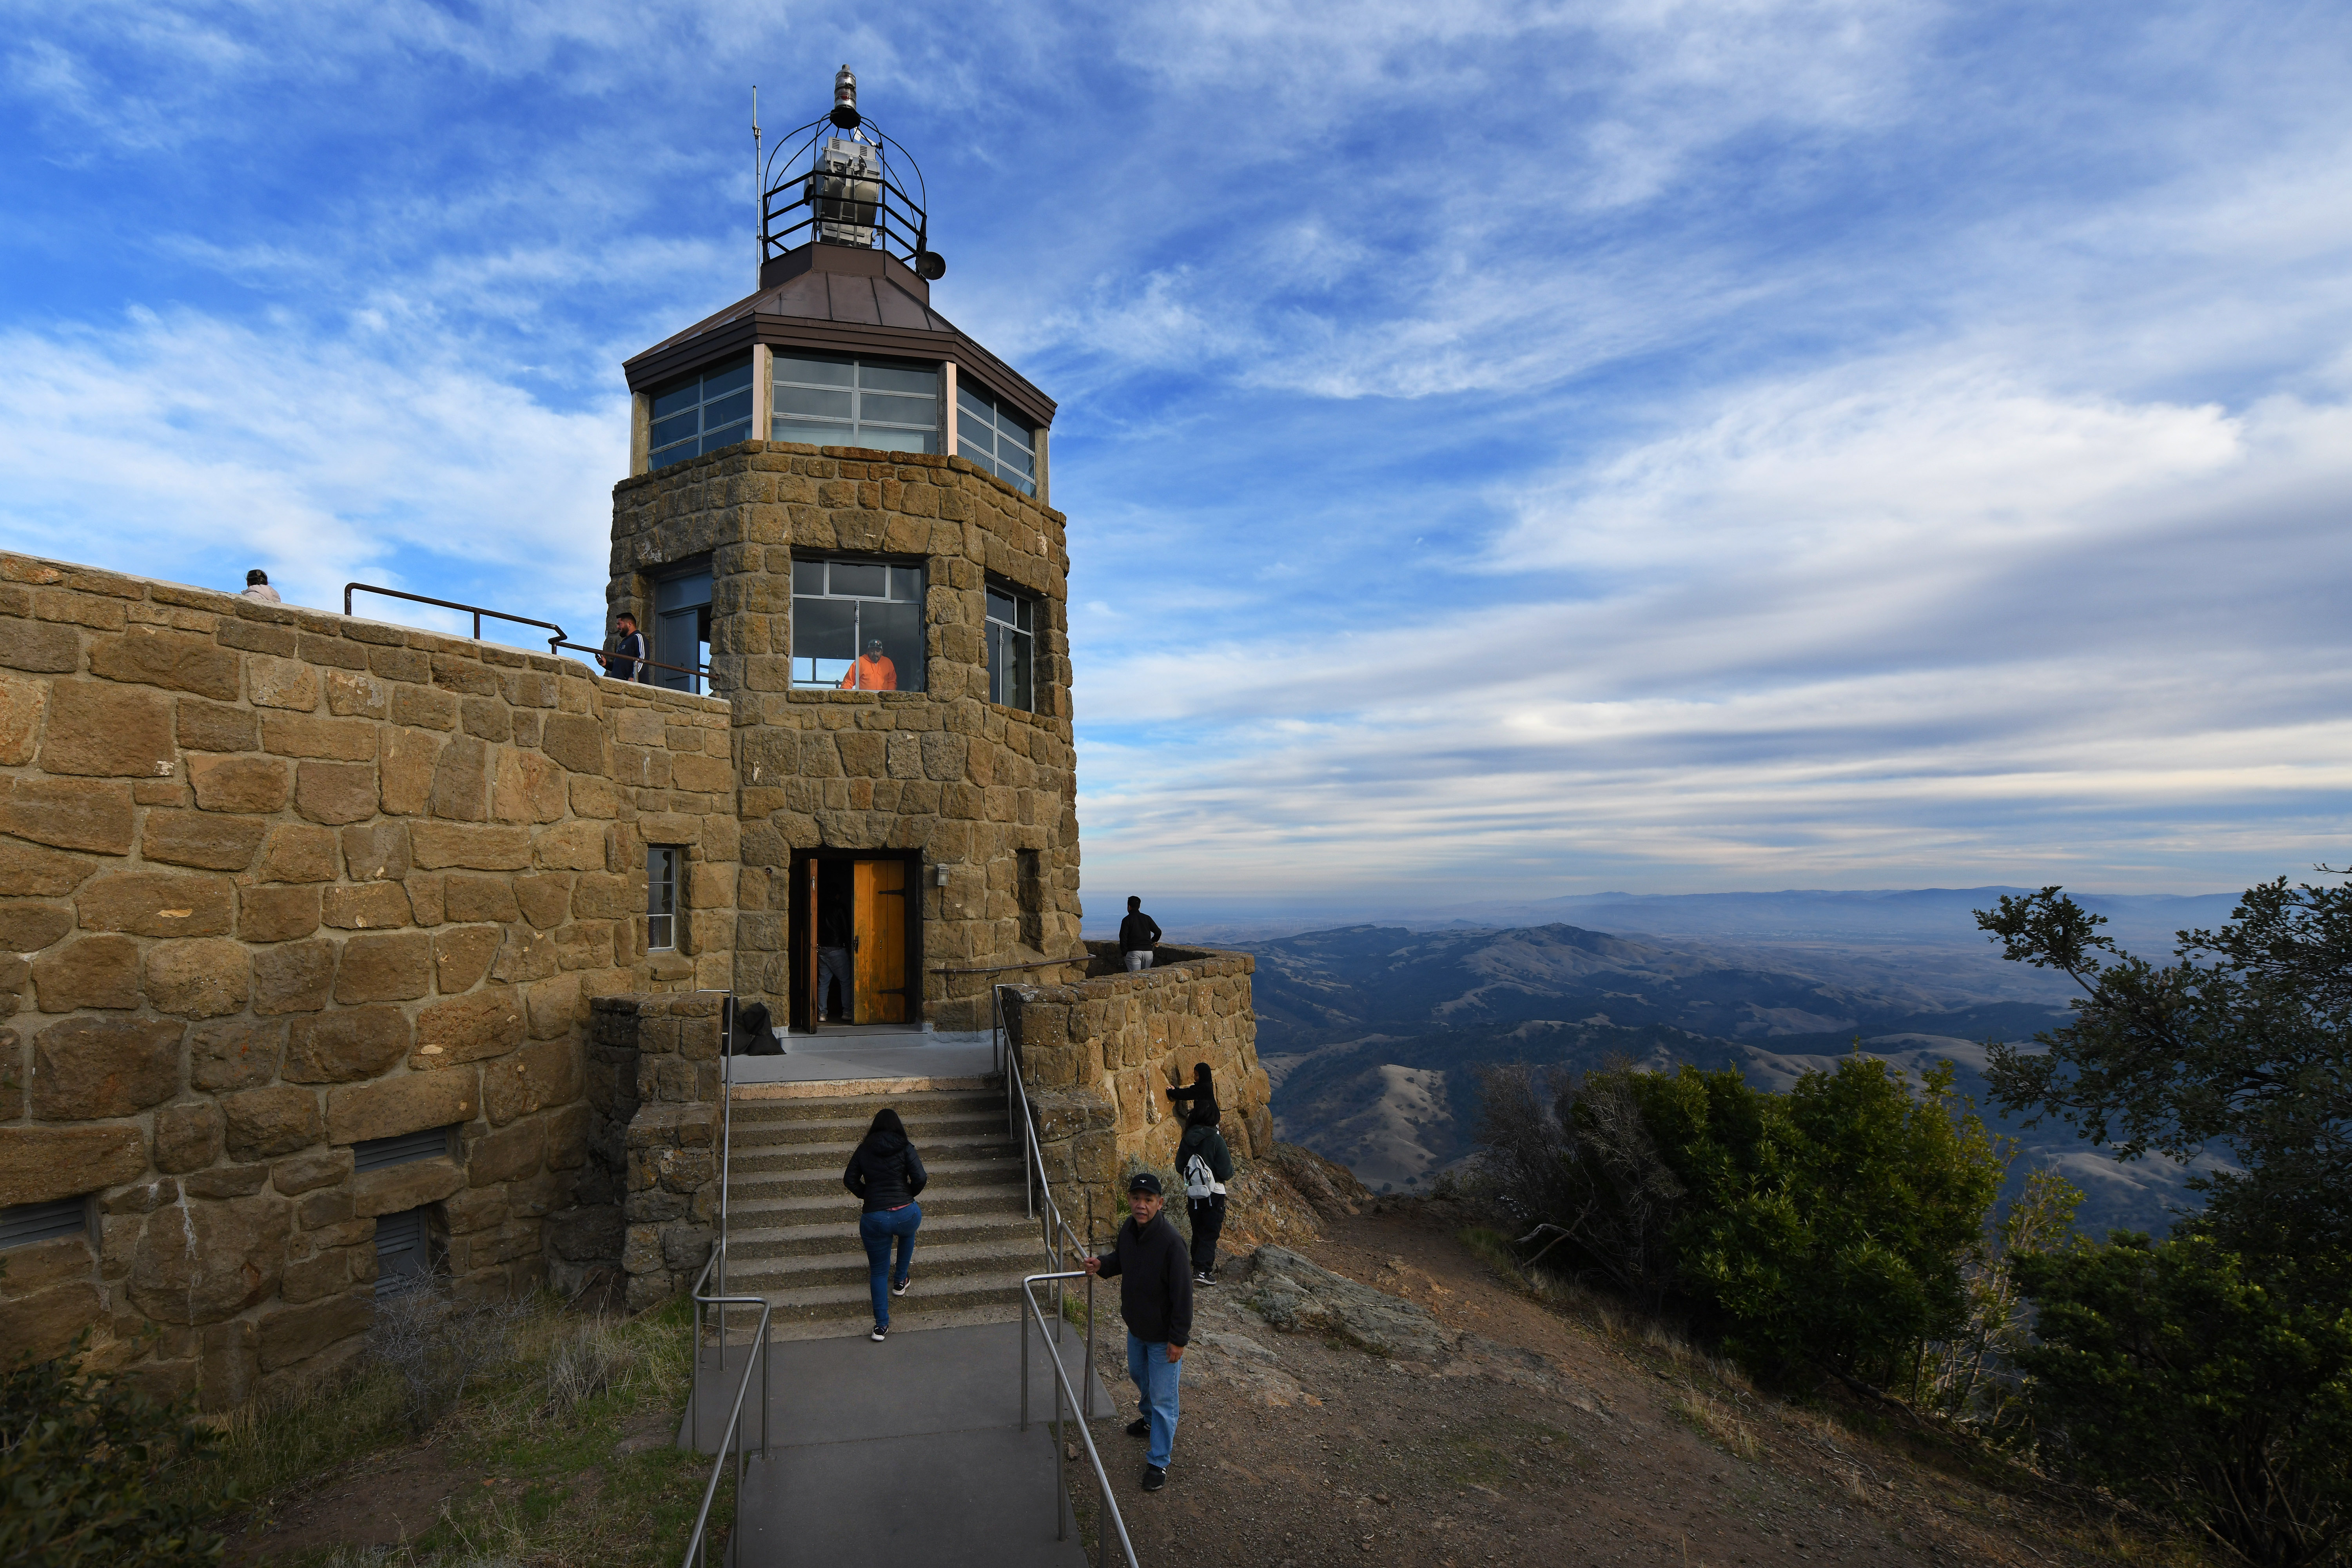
[0,1333,226,1566]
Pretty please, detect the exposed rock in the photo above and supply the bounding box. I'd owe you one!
[1237,1244,1457,1361]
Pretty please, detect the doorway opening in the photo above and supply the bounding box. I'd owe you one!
[789,849,924,1032]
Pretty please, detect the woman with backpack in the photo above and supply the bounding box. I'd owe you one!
[843,1107,927,1341]
[1175,1102,1234,1286]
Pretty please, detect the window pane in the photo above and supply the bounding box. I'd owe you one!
[827,562,884,598]
[858,601,925,692]
[957,437,994,465]
[859,361,937,394]
[793,596,857,659]
[652,381,701,420]
[772,418,849,445]
[776,386,853,420]
[957,386,993,428]
[987,587,1016,626]
[795,656,854,689]
[777,354,853,386]
[995,405,1036,444]
[889,566,924,602]
[793,559,824,596]
[999,441,1036,478]
[1016,595,1034,632]
[1010,627,1033,711]
[655,570,712,612]
[651,443,696,470]
[857,393,934,427]
[652,411,698,448]
[704,389,754,426]
[703,359,754,396]
[854,426,931,455]
[701,421,751,454]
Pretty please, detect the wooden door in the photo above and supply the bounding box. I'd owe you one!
[801,857,820,1032]
[853,860,908,1024]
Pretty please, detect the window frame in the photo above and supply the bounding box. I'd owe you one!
[984,580,1037,711]
[648,845,682,951]
[789,555,929,693]
[648,356,757,471]
[770,352,940,456]
[956,382,1038,496]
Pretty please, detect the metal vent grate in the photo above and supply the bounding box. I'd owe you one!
[374,1207,433,1296]
[352,1126,454,1173]
[1,1196,88,1251]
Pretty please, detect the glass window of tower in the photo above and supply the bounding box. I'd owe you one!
[648,356,756,470]
[772,353,939,454]
[791,557,927,692]
[955,383,1037,495]
[985,584,1035,711]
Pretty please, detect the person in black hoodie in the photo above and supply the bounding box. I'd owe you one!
[1175,1104,1233,1286]
[843,1107,926,1341]
[1083,1171,1192,1491]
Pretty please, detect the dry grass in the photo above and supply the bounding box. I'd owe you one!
[1673,1390,1766,1463]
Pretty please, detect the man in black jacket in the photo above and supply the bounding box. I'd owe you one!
[1119,896,1162,973]
[598,613,648,683]
[1083,1171,1192,1491]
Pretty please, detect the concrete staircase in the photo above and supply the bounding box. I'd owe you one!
[718,1085,1050,1336]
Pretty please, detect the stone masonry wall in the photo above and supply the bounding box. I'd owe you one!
[608,443,1083,1031]
[1003,945,1269,1231]
[581,992,724,1311]
[0,552,738,1406]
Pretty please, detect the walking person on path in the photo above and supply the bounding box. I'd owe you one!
[1176,1103,1232,1287]
[1119,896,1162,973]
[842,1107,926,1342]
[1083,1171,1192,1492]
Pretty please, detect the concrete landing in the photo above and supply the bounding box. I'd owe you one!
[724,1032,997,1088]
[681,1321,1117,1567]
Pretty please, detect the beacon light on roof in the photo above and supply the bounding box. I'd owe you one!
[759,66,946,282]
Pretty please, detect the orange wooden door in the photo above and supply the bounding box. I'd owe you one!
[853,860,908,1023]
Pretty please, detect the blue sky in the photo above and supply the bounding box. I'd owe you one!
[4,1,2349,911]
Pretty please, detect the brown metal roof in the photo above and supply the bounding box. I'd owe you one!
[623,242,1057,429]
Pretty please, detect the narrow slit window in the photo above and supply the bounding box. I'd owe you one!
[374,1206,439,1297]
[985,584,1035,711]
[648,356,757,470]
[648,846,681,950]
[791,557,927,692]
[353,1125,455,1172]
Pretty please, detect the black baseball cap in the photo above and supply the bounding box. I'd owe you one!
[1127,1171,1163,1196]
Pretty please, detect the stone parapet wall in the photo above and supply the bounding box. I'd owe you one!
[0,552,740,1405]
[1002,944,1268,1228]
[608,444,1084,1031]
[583,993,724,1311]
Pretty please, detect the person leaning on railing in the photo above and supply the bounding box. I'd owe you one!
[597,613,648,682]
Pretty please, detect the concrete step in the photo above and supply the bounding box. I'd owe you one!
[728,1210,1038,1261]
[727,1155,1023,1202]
[726,1237,1045,1293]
[747,1270,1038,1327]
[726,1112,1008,1146]
[726,1184,1033,1225]
[726,1132,1015,1171]
[730,1091,1005,1126]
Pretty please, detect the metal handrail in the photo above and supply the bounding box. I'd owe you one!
[549,639,710,684]
[681,1245,772,1568]
[1023,1271,1139,1568]
[993,983,1101,1422]
[343,582,566,648]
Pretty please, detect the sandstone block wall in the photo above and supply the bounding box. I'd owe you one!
[608,444,1083,1031]
[0,552,738,1404]
[1003,944,1270,1229]
[581,992,724,1310]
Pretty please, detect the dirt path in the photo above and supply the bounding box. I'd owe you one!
[1074,1203,2143,1568]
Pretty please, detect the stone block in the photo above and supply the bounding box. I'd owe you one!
[0,615,79,673]
[256,824,339,883]
[248,656,321,711]
[0,839,94,898]
[217,618,296,656]
[465,1118,545,1185]
[0,1123,145,1207]
[252,939,336,1014]
[32,934,140,1010]
[271,1146,354,1196]
[410,822,532,870]
[406,874,445,927]
[239,885,321,943]
[379,726,441,814]
[296,1188,354,1229]
[350,1156,464,1218]
[31,1015,180,1118]
[571,871,632,919]
[277,1250,353,1307]
[90,627,240,700]
[144,937,251,1018]
[392,684,458,731]
[222,1085,325,1159]
[568,775,617,818]
[541,713,607,775]
[0,900,69,953]
[0,775,133,854]
[670,752,732,793]
[38,683,173,778]
[533,820,606,871]
[127,1190,291,1324]
[443,874,519,923]
[295,760,379,826]
[492,750,567,823]
[460,696,510,742]
[433,924,501,992]
[512,873,571,929]
[0,1283,103,1365]
[176,699,258,755]
[326,1069,476,1144]
[324,668,388,718]
[334,932,432,1002]
[190,1018,283,1091]
[524,971,581,1039]
[285,1006,411,1082]
[428,735,489,820]
[140,809,267,871]
[0,672,45,765]
[491,927,556,983]
[261,713,377,760]
[182,1163,270,1199]
[482,1035,579,1127]
[323,882,411,931]
[414,988,525,1067]
[75,870,233,937]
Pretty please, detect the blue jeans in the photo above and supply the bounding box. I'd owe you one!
[1126,1332,1181,1468]
[859,1203,920,1327]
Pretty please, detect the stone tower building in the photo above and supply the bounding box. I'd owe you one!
[604,67,1080,1036]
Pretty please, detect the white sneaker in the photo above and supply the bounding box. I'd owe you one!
[870,1322,888,1341]
[891,1272,911,1298]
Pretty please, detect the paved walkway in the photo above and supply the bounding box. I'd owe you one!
[679,1319,1118,1567]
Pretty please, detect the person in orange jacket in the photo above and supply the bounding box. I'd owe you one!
[837,638,897,691]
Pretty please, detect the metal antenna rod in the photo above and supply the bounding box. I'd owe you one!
[751,85,762,287]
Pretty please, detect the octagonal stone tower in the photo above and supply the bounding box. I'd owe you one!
[604,69,1079,1034]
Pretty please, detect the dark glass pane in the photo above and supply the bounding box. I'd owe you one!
[1000,441,1036,478]
[704,389,754,426]
[655,570,712,612]
[855,427,931,454]
[860,601,925,692]
[1009,627,1033,711]
[703,358,753,396]
[772,418,847,445]
[651,443,696,470]
[1011,473,1036,497]
[652,412,698,448]
[701,421,751,453]
[1017,595,1034,632]
[987,587,1016,626]
[793,596,857,660]
[829,562,886,598]
[777,354,853,386]
[859,360,936,395]
[858,393,934,427]
[987,623,1005,705]
[996,405,1036,443]
[957,386,993,428]
[652,381,701,420]
[793,559,824,595]
[957,437,993,465]
[889,566,924,602]
[776,386,853,419]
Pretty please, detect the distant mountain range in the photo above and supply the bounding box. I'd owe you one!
[1226,896,2241,1240]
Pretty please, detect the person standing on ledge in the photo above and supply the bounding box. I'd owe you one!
[1083,1171,1192,1492]
[598,613,647,682]
[1119,895,1162,973]
[239,569,281,603]
[836,637,897,690]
